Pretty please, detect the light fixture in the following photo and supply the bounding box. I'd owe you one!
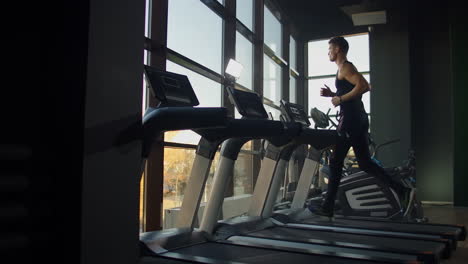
[225,59,243,79]
[351,10,386,26]
[340,0,387,27]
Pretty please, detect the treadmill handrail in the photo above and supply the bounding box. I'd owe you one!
[195,118,302,145]
[292,127,338,150]
[142,107,228,157]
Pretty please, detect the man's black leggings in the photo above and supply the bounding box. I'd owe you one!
[322,120,402,210]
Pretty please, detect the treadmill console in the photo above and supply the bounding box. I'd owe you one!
[280,100,311,127]
[144,65,199,107]
[227,87,269,119]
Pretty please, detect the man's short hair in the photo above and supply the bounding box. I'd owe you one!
[329,36,349,54]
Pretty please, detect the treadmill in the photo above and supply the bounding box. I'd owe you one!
[265,103,466,254]
[139,78,422,263]
[198,98,449,264]
[139,66,232,264]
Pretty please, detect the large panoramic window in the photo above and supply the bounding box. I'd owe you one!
[236,32,253,89]
[309,34,370,75]
[165,61,222,145]
[144,0,292,231]
[167,0,222,73]
[162,58,223,227]
[236,0,253,31]
[263,54,282,104]
[290,36,297,71]
[289,76,297,103]
[162,150,220,220]
[289,36,297,103]
[144,0,150,38]
[308,40,338,77]
[264,6,282,56]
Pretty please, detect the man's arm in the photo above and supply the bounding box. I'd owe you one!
[339,63,370,102]
[321,84,336,97]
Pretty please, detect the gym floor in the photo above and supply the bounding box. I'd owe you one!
[422,205,468,263]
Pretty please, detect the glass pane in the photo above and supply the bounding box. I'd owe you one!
[236,0,253,31]
[308,75,371,127]
[167,0,222,73]
[139,171,145,232]
[233,152,254,196]
[264,6,282,55]
[236,32,253,90]
[166,61,222,107]
[242,140,252,151]
[199,149,254,202]
[144,50,148,65]
[264,104,281,121]
[362,74,371,113]
[166,61,222,145]
[145,0,150,38]
[308,39,337,76]
[142,74,147,115]
[164,130,201,145]
[163,147,196,214]
[200,152,220,205]
[221,152,254,221]
[308,34,369,77]
[216,0,224,5]
[290,36,297,71]
[289,76,296,103]
[162,148,220,229]
[234,107,242,119]
[196,151,253,224]
[308,77,342,126]
[346,34,370,72]
[263,55,282,104]
[142,51,148,115]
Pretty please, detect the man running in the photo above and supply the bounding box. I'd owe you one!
[309,36,408,217]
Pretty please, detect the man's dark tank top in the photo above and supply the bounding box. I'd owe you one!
[335,61,366,118]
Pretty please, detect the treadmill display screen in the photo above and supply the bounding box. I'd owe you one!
[280,100,311,126]
[144,65,199,107]
[227,87,268,119]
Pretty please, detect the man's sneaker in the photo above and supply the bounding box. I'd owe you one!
[308,203,334,219]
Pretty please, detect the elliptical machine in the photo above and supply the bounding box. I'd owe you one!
[308,107,427,223]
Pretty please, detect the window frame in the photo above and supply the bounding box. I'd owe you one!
[142,0,304,232]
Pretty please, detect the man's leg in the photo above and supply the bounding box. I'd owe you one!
[350,131,406,196]
[320,136,351,213]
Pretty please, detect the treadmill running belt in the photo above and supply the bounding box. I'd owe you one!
[140,256,197,264]
[300,218,462,240]
[169,242,394,264]
[248,226,445,261]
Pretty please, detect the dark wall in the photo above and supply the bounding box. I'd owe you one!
[368,5,412,168]
[451,4,468,206]
[17,1,92,261]
[409,3,454,202]
[26,0,145,262]
[80,0,145,263]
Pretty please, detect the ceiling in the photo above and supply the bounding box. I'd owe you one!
[273,0,404,40]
